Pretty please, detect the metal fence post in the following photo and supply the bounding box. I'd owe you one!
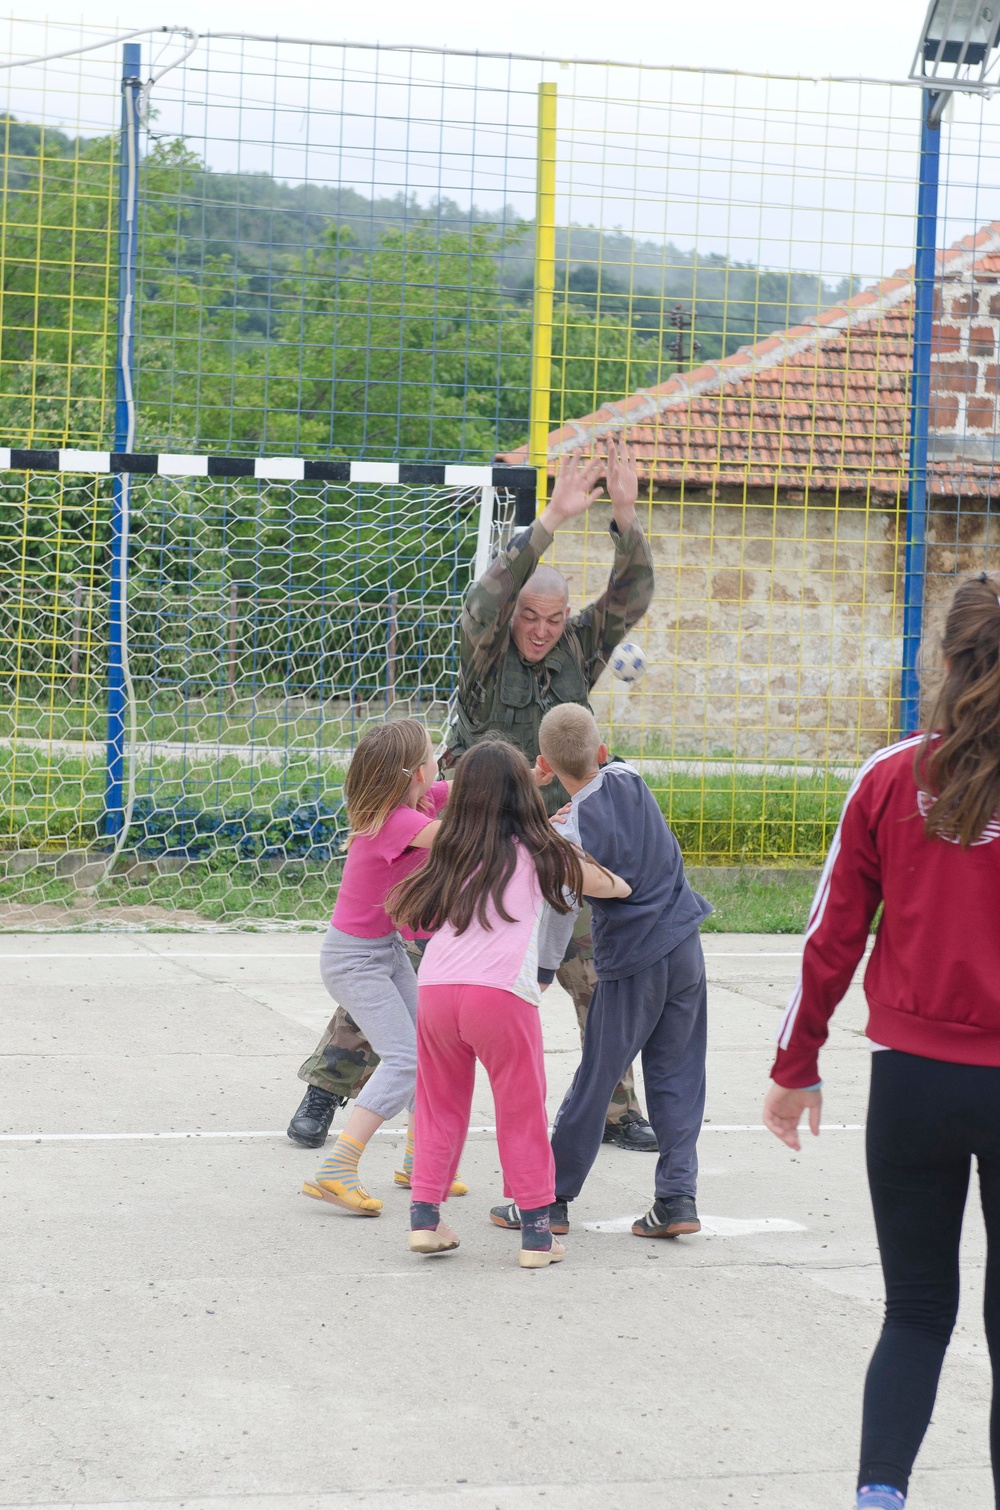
[900,89,941,735]
[69,582,83,700]
[528,82,557,510]
[104,42,141,836]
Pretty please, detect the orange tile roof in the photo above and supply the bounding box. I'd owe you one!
[500,223,1000,499]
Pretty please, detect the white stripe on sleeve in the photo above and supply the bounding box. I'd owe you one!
[776,735,924,1050]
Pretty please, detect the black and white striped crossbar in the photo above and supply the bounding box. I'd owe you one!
[0,448,537,489]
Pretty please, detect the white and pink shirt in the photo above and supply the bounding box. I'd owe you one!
[418,841,545,1006]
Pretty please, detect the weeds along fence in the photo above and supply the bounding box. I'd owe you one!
[2,21,1000,926]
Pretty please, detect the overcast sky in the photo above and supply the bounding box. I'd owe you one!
[18,0,996,285]
[27,1,928,81]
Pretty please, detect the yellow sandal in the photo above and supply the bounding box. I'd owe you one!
[301,1178,383,1216]
[394,1168,468,1197]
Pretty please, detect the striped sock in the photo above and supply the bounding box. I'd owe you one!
[316,1132,366,1193]
[857,1487,905,1509]
[399,1131,466,1195]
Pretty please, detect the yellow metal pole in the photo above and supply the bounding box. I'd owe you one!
[529,81,557,506]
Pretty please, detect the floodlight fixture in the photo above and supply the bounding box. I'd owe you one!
[911,0,1000,88]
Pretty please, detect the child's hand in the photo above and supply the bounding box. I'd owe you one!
[550,802,572,825]
[762,1082,822,1151]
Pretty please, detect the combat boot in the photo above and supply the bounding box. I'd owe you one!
[287,1085,346,1148]
[602,1113,658,1151]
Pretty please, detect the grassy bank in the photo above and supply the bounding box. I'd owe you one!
[2,741,844,931]
[647,769,847,866]
[3,746,848,862]
[696,871,818,933]
[0,863,820,933]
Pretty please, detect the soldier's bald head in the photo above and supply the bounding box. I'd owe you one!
[523,565,569,603]
[511,565,571,662]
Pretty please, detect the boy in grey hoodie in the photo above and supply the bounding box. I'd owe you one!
[490,704,711,1240]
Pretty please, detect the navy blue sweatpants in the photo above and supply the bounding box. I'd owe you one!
[551,928,707,1203]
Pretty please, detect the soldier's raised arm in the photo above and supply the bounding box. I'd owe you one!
[460,452,605,681]
[570,434,654,688]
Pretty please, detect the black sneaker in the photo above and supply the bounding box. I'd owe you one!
[602,1115,658,1152]
[631,1195,701,1238]
[286,1086,346,1148]
[488,1199,570,1235]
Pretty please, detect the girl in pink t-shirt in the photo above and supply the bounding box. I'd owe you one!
[302,718,465,1217]
[389,739,630,1269]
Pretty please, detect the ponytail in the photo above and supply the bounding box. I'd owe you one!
[915,570,1000,848]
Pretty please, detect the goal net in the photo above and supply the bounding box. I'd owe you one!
[0,460,526,929]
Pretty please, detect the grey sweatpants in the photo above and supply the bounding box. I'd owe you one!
[551,928,707,1203]
[318,925,418,1120]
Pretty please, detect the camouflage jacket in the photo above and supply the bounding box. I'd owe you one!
[442,516,654,812]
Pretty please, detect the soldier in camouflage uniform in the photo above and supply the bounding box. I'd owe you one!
[288,441,656,1151]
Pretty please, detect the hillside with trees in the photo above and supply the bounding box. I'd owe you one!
[0,114,850,459]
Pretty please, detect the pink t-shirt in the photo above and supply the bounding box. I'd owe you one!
[418,841,545,1006]
[331,780,449,939]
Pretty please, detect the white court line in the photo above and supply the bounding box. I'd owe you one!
[0,951,314,959]
[0,1122,864,1143]
[0,1126,481,1142]
[0,949,806,960]
[705,1122,863,1131]
[584,1214,807,1235]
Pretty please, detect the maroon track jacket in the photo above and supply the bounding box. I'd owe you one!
[772,734,1000,1089]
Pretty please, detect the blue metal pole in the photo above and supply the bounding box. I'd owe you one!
[900,89,941,735]
[104,43,141,837]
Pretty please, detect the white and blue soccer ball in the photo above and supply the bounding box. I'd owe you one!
[610,640,647,685]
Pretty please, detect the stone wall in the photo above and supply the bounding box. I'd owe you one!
[546,493,1000,765]
[920,495,1000,693]
[930,265,1000,458]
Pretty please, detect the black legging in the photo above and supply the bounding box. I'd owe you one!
[862,1049,1000,1500]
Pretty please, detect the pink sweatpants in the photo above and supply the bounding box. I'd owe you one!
[411,983,555,1210]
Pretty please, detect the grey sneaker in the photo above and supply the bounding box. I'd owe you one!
[489,1200,570,1235]
[631,1195,701,1238]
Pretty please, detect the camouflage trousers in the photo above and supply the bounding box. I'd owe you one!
[298,917,643,1128]
[554,953,642,1124]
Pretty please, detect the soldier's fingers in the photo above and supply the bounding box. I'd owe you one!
[585,485,606,504]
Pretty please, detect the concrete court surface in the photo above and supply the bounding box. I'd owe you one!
[0,932,993,1510]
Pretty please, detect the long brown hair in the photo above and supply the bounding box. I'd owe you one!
[344,719,431,838]
[388,738,584,934]
[915,571,1000,847]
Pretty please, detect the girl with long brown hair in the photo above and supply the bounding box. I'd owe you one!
[389,738,631,1268]
[762,572,1000,1510]
[301,718,465,1217]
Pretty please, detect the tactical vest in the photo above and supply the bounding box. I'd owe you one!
[447,633,591,813]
